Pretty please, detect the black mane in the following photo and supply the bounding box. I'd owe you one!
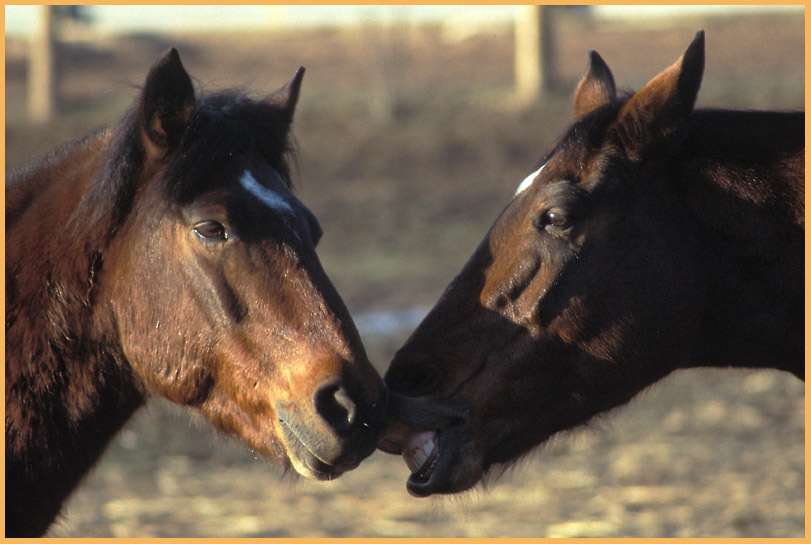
[167,90,298,200]
[69,89,298,244]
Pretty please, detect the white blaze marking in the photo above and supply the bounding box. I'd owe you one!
[239,169,294,214]
[514,163,546,196]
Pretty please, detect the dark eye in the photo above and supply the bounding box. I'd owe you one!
[533,207,571,231]
[547,208,569,228]
[193,221,228,242]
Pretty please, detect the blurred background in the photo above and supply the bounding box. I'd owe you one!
[5,5,804,537]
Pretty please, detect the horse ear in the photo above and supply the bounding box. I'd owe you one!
[140,48,195,153]
[573,50,616,118]
[612,31,704,159]
[266,67,305,128]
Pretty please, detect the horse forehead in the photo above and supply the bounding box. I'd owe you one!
[514,143,608,200]
[514,163,546,196]
[238,169,294,214]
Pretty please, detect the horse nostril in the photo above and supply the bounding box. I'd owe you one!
[333,388,357,426]
[314,380,358,431]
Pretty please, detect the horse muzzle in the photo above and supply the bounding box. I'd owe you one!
[277,379,388,480]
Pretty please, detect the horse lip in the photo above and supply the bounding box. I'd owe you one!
[385,391,470,429]
[277,398,384,479]
[278,418,340,478]
[377,422,410,454]
[277,409,354,479]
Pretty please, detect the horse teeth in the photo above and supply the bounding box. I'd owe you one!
[404,437,435,474]
[405,455,421,473]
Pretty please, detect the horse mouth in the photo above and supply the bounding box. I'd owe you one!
[278,412,358,480]
[379,392,476,496]
[402,430,442,494]
[383,421,476,497]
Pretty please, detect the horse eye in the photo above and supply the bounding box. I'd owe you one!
[547,209,569,228]
[193,221,228,241]
[534,207,571,231]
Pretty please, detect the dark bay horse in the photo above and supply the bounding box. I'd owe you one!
[379,32,804,497]
[6,49,386,536]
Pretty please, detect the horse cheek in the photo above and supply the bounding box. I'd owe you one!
[105,228,214,406]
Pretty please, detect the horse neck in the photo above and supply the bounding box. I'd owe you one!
[679,109,804,378]
[5,131,147,534]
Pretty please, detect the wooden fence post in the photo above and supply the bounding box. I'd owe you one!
[514,5,555,107]
[28,5,57,123]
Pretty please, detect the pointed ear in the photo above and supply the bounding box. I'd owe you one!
[573,50,616,118]
[139,48,195,153]
[266,67,305,128]
[612,31,704,159]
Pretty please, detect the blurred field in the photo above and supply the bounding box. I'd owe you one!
[5,10,805,537]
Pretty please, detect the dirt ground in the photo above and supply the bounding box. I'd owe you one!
[5,10,805,538]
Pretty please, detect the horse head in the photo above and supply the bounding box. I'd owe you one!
[380,31,803,497]
[100,50,386,479]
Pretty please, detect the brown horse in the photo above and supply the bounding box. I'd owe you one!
[6,49,386,536]
[379,31,804,497]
